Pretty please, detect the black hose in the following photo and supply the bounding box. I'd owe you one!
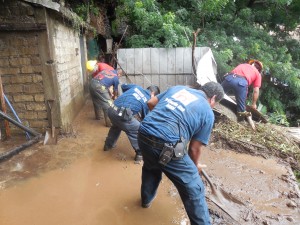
[0,110,42,162]
[0,110,41,136]
[0,134,42,162]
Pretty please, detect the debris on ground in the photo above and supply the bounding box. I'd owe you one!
[212,115,300,173]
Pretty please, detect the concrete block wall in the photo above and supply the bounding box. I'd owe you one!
[0,0,88,135]
[0,32,48,132]
[50,19,85,130]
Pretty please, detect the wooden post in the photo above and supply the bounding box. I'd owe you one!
[192,28,201,77]
[0,75,11,140]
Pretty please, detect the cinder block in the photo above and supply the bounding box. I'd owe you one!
[3,84,23,93]
[24,83,44,93]
[9,57,31,66]
[13,94,34,102]
[1,67,20,75]
[0,58,10,67]
[11,75,32,84]
[34,94,45,102]
[32,74,43,83]
[23,111,38,120]
[26,102,46,111]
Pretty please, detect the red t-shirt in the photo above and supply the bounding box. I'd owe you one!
[92,63,114,77]
[231,63,262,88]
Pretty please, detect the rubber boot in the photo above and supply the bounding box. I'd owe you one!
[103,110,112,127]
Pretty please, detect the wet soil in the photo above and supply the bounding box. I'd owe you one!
[0,100,299,225]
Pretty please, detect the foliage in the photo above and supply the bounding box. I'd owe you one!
[71,0,100,21]
[267,111,290,126]
[114,0,300,125]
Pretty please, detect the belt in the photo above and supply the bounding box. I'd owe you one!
[138,132,165,149]
[111,104,119,112]
[92,78,105,85]
[225,73,246,80]
[111,104,140,119]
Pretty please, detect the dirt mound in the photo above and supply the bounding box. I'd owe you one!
[212,115,300,172]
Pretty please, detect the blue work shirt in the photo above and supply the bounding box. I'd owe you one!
[139,85,214,145]
[114,84,152,117]
[94,69,119,91]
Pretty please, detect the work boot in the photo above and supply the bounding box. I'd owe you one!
[141,194,157,208]
[103,145,112,151]
[237,111,246,122]
[134,151,143,163]
[103,110,112,127]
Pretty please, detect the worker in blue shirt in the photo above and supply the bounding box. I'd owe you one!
[103,84,160,163]
[138,82,224,225]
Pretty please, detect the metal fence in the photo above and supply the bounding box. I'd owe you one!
[117,47,212,91]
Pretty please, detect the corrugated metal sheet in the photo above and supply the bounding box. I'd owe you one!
[117,47,211,91]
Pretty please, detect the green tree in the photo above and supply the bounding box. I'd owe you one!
[113,0,300,125]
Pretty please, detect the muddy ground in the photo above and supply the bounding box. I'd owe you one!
[0,99,299,225]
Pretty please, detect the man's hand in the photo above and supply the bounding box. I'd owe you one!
[250,103,257,109]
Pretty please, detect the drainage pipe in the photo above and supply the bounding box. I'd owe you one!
[4,94,31,140]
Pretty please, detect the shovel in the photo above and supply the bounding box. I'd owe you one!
[43,99,58,145]
[201,169,244,223]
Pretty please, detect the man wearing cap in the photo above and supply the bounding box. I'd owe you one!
[104,84,160,163]
[87,58,118,120]
[221,60,263,121]
[89,68,123,127]
[138,82,224,224]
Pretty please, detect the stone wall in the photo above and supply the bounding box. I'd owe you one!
[0,0,88,135]
[0,31,48,133]
[50,18,86,130]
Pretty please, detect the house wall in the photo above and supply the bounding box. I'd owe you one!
[46,12,86,132]
[0,0,49,133]
[0,0,88,134]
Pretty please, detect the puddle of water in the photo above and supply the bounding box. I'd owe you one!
[202,147,300,224]
[0,144,188,225]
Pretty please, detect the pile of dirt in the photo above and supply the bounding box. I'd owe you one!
[211,115,300,178]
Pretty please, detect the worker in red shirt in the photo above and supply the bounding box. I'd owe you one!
[86,58,118,121]
[221,59,263,121]
[86,57,115,78]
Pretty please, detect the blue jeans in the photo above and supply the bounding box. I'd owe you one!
[105,108,140,152]
[221,74,248,112]
[138,134,211,225]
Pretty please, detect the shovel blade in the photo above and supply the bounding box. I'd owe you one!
[43,128,58,145]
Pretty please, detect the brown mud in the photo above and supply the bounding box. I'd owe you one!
[0,100,299,225]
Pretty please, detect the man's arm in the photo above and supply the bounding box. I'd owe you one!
[251,87,260,109]
[188,139,205,173]
[147,96,159,111]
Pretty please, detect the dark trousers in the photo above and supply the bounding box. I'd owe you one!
[138,135,211,225]
[105,108,140,153]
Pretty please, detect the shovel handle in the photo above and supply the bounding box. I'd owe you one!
[201,169,216,193]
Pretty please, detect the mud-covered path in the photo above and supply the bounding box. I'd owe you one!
[0,100,299,225]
